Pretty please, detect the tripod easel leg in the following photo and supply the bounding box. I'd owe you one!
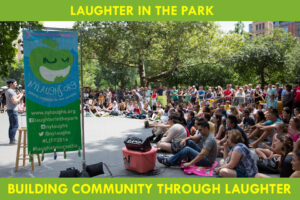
[15,129,22,172]
[37,154,41,166]
[23,130,27,166]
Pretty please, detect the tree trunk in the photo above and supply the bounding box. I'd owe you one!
[138,63,147,87]
[146,57,179,84]
[260,67,266,87]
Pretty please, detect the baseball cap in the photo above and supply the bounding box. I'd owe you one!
[6,79,16,85]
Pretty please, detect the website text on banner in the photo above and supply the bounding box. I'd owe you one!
[23,31,82,155]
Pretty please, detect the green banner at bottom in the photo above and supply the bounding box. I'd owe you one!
[1,178,299,200]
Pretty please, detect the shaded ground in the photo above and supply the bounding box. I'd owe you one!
[0,113,278,178]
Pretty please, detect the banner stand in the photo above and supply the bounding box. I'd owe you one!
[24,26,86,171]
[79,29,86,171]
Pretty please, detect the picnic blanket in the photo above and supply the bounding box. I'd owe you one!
[180,161,218,176]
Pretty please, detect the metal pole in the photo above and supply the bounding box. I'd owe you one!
[79,30,86,170]
[115,73,117,91]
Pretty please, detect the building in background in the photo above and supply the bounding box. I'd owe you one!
[273,21,300,37]
[249,21,300,38]
[248,21,273,36]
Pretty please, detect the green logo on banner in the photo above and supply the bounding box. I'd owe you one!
[29,39,73,84]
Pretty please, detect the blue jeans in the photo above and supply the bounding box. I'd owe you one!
[166,140,212,167]
[7,110,19,142]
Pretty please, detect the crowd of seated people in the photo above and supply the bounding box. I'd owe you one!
[137,81,300,178]
[81,82,300,177]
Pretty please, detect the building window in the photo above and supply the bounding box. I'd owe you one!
[256,25,258,31]
[297,23,300,37]
[282,26,288,33]
[259,24,261,30]
[262,23,265,30]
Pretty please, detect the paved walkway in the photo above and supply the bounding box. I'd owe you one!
[0,113,209,177]
[0,113,280,178]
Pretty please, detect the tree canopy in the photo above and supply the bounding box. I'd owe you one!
[229,29,298,86]
[0,21,41,78]
[1,21,300,89]
[74,21,221,87]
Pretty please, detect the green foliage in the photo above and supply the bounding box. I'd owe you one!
[74,21,219,87]
[80,61,97,89]
[230,21,245,35]
[7,59,24,87]
[0,21,42,77]
[2,21,299,89]
[228,29,298,86]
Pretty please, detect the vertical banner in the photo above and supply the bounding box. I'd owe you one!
[23,31,81,154]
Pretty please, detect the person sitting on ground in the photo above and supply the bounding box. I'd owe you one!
[291,149,300,177]
[212,113,222,137]
[197,106,211,118]
[187,102,194,112]
[110,101,120,116]
[92,102,103,117]
[139,101,151,119]
[132,103,141,118]
[157,120,217,167]
[151,106,163,121]
[194,104,201,117]
[146,105,171,128]
[222,115,249,146]
[255,123,289,159]
[255,134,294,177]
[203,113,215,135]
[84,104,93,117]
[293,107,300,117]
[186,111,195,134]
[281,107,292,124]
[119,101,127,113]
[215,115,227,141]
[248,110,266,134]
[288,116,300,143]
[228,106,242,123]
[156,112,188,153]
[190,117,202,136]
[257,103,266,113]
[148,108,175,143]
[224,101,231,111]
[216,129,258,177]
[249,108,282,148]
[240,109,255,133]
[125,100,134,116]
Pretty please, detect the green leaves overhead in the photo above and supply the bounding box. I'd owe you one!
[0,21,42,77]
[75,21,219,86]
[229,28,298,85]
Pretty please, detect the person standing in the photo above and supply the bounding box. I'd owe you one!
[294,81,300,109]
[5,79,23,144]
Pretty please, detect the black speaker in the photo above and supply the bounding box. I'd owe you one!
[86,162,104,177]
[124,135,151,152]
[59,167,81,177]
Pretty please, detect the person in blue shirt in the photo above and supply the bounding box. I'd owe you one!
[216,129,258,177]
[249,108,282,148]
[197,86,206,101]
[266,93,278,109]
[218,115,249,156]
[186,111,195,133]
[226,115,249,147]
